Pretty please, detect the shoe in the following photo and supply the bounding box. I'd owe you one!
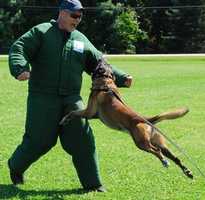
[84,185,106,192]
[8,159,24,185]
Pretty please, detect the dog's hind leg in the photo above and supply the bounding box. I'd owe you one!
[145,143,170,168]
[151,132,193,179]
[160,146,193,179]
[130,123,169,167]
[138,141,169,167]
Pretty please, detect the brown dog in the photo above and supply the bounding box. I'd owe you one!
[60,59,193,179]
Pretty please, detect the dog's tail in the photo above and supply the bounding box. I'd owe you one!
[146,107,189,124]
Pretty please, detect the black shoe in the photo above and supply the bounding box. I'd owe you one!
[84,185,106,192]
[8,159,24,185]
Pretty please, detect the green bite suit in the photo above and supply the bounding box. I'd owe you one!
[8,20,129,188]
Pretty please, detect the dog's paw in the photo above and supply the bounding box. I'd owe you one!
[59,112,74,125]
[162,159,170,168]
[184,168,193,179]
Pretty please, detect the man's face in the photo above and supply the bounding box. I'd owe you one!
[60,10,82,32]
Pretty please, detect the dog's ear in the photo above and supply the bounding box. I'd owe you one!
[101,58,112,69]
[85,56,105,75]
[112,74,116,81]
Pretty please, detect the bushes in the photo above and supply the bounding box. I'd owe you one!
[0,1,27,53]
[1,0,205,54]
[114,8,147,53]
[80,1,147,53]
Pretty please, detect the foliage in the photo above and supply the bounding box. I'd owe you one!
[80,1,147,53]
[135,0,205,53]
[0,0,205,53]
[160,0,205,53]
[23,0,59,28]
[112,0,205,53]
[80,0,121,53]
[113,7,147,53]
[0,0,27,53]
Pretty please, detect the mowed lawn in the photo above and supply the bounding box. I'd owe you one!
[0,55,205,200]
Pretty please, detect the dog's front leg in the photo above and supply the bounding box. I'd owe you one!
[60,92,98,125]
[59,110,82,125]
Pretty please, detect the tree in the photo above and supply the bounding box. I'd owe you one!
[137,0,205,53]
[1,0,205,54]
[0,0,27,53]
[113,0,205,53]
[195,0,205,52]
[113,7,147,53]
[22,0,59,30]
[81,0,147,53]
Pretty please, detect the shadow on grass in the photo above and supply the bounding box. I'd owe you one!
[0,184,87,200]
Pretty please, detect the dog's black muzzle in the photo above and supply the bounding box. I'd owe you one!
[91,59,114,80]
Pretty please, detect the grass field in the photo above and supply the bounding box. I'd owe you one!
[0,56,205,200]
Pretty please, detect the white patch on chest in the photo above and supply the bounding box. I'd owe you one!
[73,40,84,53]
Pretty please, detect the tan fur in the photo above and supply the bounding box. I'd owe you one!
[60,76,193,179]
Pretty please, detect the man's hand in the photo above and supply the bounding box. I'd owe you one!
[124,75,133,88]
[17,71,30,81]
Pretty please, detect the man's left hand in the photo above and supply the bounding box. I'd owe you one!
[124,75,133,88]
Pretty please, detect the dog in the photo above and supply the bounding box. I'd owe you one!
[60,59,193,179]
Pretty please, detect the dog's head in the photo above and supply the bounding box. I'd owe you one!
[91,59,115,81]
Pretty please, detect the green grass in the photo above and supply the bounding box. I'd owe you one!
[0,56,205,199]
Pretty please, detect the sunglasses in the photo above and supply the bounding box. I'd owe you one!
[69,12,83,20]
[65,10,83,19]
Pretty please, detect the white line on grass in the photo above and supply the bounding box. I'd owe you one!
[1,54,205,60]
[105,54,205,57]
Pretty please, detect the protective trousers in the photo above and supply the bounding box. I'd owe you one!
[8,92,102,188]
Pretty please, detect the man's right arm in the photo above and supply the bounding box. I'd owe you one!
[9,26,41,80]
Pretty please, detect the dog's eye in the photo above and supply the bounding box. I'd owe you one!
[98,68,105,73]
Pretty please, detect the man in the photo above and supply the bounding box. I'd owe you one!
[8,0,132,192]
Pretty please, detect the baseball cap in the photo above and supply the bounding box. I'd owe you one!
[59,0,83,12]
